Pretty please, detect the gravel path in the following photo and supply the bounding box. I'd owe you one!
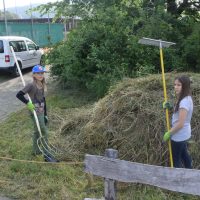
[0,69,33,121]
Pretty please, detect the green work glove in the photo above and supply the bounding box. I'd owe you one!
[27,102,35,112]
[163,131,171,142]
[162,101,173,110]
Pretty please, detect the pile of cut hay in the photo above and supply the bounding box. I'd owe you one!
[58,73,200,168]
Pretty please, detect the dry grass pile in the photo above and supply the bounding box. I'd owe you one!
[59,73,200,167]
[50,107,92,161]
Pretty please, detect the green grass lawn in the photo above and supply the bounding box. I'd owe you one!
[0,84,199,200]
[0,86,103,200]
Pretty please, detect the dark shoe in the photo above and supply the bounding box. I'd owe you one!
[44,155,59,162]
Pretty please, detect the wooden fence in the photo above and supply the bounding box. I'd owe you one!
[84,149,200,200]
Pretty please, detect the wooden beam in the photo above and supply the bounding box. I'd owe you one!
[84,154,200,196]
[104,149,118,200]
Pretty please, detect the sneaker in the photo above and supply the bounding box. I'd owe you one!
[44,155,59,162]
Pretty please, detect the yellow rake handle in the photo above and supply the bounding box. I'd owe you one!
[160,47,173,168]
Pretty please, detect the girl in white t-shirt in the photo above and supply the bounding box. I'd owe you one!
[163,75,193,168]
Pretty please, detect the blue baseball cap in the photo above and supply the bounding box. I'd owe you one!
[32,65,46,73]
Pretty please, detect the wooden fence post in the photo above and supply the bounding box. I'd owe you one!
[104,149,118,200]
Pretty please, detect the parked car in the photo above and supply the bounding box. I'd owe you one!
[0,36,44,76]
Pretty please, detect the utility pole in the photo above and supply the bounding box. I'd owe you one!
[30,2,34,40]
[48,12,50,35]
[3,0,8,35]
[47,12,51,45]
[15,0,18,17]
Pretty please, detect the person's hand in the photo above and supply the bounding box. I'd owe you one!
[163,131,171,142]
[163,101,173,110]
[27,102,35,112]
[44,116,48,124]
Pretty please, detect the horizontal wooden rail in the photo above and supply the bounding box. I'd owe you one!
[84,153,200,196]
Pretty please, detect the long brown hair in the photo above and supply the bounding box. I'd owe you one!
[174,75,191,112]
[33,75,47,92]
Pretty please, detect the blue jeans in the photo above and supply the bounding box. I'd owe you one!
[171,140,192,169]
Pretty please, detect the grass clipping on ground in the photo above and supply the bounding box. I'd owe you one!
[59,73,200,168]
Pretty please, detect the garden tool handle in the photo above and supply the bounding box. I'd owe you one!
[159,42,173,168]
[10,46,43,138]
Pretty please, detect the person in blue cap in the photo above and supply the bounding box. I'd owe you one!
[16,65,57,162]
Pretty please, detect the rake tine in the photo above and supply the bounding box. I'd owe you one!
[46,142,63,154]
[39,136,63,154]
[37,138,56,158]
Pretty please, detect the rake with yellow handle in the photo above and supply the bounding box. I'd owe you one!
[138,37,176,168]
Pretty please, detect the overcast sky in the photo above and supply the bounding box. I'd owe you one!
[0,0,60,10]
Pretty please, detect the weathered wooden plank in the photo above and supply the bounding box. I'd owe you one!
[104,149,118,200]
[84,154,200,196]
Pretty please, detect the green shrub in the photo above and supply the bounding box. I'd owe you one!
[47,2,200,97]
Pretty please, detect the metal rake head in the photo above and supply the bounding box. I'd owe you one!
[138,37,176,48]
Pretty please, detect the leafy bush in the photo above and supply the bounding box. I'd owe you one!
[47,2,200,97]
[49,7,139,96]
[182,23,200,71]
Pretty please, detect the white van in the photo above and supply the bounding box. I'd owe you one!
[0,36,43,76]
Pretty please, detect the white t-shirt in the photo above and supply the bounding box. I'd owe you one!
[171,96,193,142]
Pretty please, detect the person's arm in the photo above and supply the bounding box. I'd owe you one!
[43,97,48,124]
[163,97,191,142]
[170,108,188,135]
[16,83,34,104]
[163,108,188,142]
[16,86,35,111]
[44,97,47,116]
[16,90,29,104]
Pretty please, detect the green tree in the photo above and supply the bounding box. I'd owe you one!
[42,0,200,97]
[48,6,138,96]
[166,0,200,17]
[182,22,200,71]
